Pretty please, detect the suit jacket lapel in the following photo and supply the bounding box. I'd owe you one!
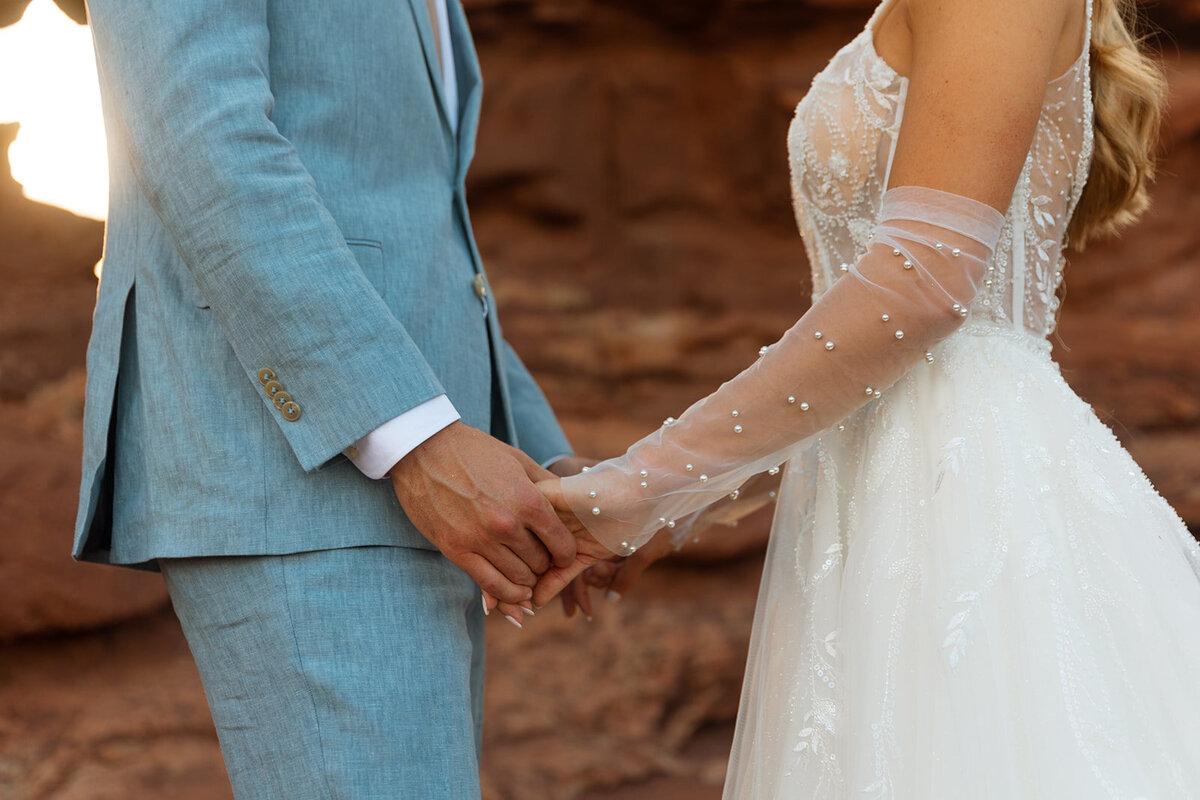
[405,0,453,136]
[446,0,482,180]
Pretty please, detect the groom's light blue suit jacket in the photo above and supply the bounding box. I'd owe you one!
[74,0,571,567]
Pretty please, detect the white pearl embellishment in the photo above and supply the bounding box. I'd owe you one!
[895,330,904,340]
[825,341,835,351]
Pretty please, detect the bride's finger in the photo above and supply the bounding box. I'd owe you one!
[583,560,618,588]
[561,586,579,618]
[573,578,595,619]
[482,590,499,616]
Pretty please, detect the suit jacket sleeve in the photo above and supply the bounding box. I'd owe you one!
[501,340,572,466]
[87,0,447,471]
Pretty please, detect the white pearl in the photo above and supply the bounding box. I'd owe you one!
[729,490,740,500]
[768,467,780,475]
[588,490,597,498]
[892,248,901,256]
[813,331,823,339]
[640,481,648,489]
[685,464,694,472]
[825,341,835,351]
[951,248,961,257]
[865,387,874,395]
[925,352,935,363]
[894,330,904,340]
[874,390,882,398]
[839,263,849,273]
[700,474,709,482]
[591,507,601,516]
[759,345,769,357]
[935,242,944,250]
[837,424,846,431]
[640,469,649,478]
[581,466,590,472]
[621,541,630,549]
[659,517,667,525]
[800,402,810,411]
[787,396,797,404]
[902,260,912,270]
[733,425,743,434]
[666,520,676,528]
[881,314,889,322]
[731,410,739,418]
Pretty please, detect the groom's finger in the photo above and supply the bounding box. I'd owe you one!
[480,542,539,588]
[460,553,534,605]
[502,535,551,577]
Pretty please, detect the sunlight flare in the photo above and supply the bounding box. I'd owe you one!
[0,0,107,220]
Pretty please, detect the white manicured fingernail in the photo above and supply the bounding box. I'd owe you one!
[606,591,622,605]
[482,593,489,616]
[504,614,524,630]
[520,606,536,617]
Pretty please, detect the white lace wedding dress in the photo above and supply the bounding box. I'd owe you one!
[562,1,1200,796]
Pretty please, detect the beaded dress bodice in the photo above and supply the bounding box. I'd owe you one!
[788,0,1094,338]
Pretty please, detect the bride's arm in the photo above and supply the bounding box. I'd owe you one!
[537,0,1076,595]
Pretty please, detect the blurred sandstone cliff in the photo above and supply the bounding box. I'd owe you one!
[2,1,1199,798]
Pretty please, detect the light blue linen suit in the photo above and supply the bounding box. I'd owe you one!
[74,0,570,795]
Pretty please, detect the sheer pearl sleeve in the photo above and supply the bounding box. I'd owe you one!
[560,186,1005,555]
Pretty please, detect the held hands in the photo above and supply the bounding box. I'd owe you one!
[388,421,578,611]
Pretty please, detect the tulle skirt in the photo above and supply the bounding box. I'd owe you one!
[723,319,1200,799]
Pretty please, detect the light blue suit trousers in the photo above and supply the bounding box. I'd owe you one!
[76,0,571,795]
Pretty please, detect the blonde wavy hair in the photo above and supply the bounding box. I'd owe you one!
[1070,0,1166,247]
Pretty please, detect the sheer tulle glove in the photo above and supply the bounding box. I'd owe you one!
[559,186,1006,555]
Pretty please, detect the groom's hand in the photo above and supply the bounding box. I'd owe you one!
[388,421,576,604]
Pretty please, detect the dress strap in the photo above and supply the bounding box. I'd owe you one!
[865,0,902,33]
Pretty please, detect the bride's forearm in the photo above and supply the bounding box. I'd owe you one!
[560,187,1005,555]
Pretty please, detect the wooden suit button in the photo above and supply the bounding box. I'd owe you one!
[263,380,284,398]
[281,401,302,422]
[272,391,293,410]
[257,368,277,385]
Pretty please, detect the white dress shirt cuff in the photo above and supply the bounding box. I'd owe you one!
[346,394,460,480]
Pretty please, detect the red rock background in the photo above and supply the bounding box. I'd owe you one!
[2,1,1199,798]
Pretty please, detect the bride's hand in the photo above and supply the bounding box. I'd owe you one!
[580,528,675,606]
[483,475,612,620]
[528,477,613,608]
